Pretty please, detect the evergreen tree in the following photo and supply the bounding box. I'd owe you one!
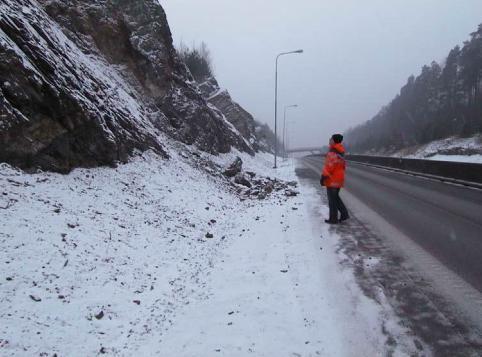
[178,42,213,81]
[346,23,482,153]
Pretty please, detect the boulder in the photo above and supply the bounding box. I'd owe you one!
[234,173,252,188]
[224,156,243,177]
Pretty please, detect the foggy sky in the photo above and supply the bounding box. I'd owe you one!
[160,0,482,149]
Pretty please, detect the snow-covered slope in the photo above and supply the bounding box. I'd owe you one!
[0,144,283,354]
[391,135,482,163]
[0,0,253,173]
[0,150,422,356]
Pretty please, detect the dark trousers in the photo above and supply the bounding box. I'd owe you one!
[326,188,349,222]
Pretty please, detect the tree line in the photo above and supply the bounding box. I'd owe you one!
[178,41,213,82]
[345,24,482,153]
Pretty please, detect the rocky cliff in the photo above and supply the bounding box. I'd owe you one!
[0,0,253,172]
[198,76,276,153]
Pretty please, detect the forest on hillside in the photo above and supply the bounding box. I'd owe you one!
[345,24,482,154]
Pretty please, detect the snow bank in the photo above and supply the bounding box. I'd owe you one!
[0,152,233,355]
[393,135,482,164]
[0,150,295,355]
[426,154,482,164]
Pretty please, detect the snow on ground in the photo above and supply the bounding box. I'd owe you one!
[157,170,417,356]
[425,154,482,164]
[393,135,482,164]
[1,150,414,356]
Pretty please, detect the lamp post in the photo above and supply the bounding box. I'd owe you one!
[283,104,298,158]
[285,120,295,159]
[274,49,303,168]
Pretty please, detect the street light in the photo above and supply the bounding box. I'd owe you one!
[283,104,298,158]
[274,49,303,168]
[285,120,295,159]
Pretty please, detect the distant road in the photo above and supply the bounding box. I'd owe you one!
[303,156,482,292]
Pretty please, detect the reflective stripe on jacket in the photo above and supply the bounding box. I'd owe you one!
[322,143,346,188]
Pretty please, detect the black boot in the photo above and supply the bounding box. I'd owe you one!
[324,219,339,224]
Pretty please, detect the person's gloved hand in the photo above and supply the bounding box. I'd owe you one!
[320,175,328,187]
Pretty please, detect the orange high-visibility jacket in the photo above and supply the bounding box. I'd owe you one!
[322,143,346,188]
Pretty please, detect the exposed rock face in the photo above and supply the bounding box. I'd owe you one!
[198,76,276,153]
[0,0,166,172]
[0,0,252,172]
[209,90,257,145]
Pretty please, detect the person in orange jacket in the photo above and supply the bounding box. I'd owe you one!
[321,134,349,224]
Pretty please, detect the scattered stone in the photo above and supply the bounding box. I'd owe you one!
[285,189,299,197]
[264,182,274,194]
[234,173,252,188]
[205,233,214,239]
[133,300,141,305]
[95,311,104,320]
[29,295,41,302]
[280,269,288,273]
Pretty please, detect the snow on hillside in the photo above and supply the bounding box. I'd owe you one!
[0,0,162,147]
[1,150,417,356]
[1,0,255,172]
[392,135,482,163]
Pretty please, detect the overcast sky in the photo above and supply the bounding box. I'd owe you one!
[160,0,482,148]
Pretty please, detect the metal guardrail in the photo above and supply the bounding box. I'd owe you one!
[346,155,482,186]
[287,147,326,154]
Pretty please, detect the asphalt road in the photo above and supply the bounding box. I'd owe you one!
[303,156,482,293]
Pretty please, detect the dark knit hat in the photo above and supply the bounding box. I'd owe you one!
[332,134,343,144]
